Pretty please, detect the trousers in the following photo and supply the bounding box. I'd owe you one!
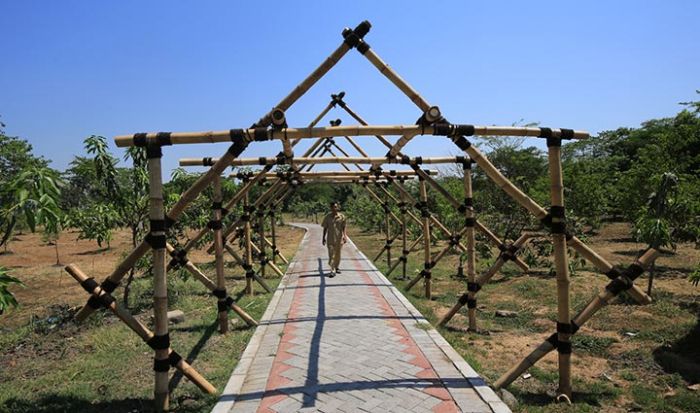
[327,241,342,270]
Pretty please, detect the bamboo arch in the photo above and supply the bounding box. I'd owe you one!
[63,20,660,411]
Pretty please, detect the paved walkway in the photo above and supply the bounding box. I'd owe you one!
[213,224,509,413]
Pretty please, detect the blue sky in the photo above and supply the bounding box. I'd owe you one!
[2,1,699,176]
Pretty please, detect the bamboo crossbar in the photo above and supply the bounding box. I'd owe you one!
[226,170,439,177]
[117,125,588,147]
[182,156,500,167]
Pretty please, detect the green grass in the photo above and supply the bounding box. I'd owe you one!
[348,226,700,413]
[0,267,285,413]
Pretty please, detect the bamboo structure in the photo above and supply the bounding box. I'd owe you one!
[64,21,663,409]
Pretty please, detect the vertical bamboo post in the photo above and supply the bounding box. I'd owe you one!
[400,185,408,280]
[270,208,277,265]
[258,208,267,280]
[419,178,432,299]
[547,137,572,398]
[146,144,169,411]
[462,159,477,331]
[384,188,392,268]
[212,175,228,333]
[243,192,254,296]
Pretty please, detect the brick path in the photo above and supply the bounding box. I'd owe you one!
[213,224,509,413]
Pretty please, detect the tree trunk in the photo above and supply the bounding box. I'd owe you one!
[54,238,60,265]
[646,262,655,296]
[122,226,139,309]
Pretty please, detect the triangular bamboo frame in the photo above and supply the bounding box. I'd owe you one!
[64,21,661,410]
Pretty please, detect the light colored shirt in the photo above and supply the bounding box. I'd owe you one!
[322,212,346,245]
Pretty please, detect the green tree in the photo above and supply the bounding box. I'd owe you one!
[0,127,50,249]
[2,166,64,263]
[0,266,24,315]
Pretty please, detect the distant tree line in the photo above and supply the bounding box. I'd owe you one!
[1,94,699,312]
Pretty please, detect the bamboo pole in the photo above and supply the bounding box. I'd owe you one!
[437,234,532,327]
[164,244,257,327]
[361,48,432,113]
[494,248,660,390]
[400,187,408,279]
[336,100,395,149]
[547,140,572,398]
[73,142,247,322]
[243,192,254,296]
[147,147,169,411]
[257,208,267,282]
[269,208,278,265]
[249,21,369,127]
[212,175,228,333]
[463,160,477,331]
[384,188,392,268]
[65,264,217,394]
[462,143,651,304]
[412,166,529,271]
[387,233,424,277]
[173,166,274,264]
[115,125,588,148]
[251,242,285,278]
[420,179,431,299]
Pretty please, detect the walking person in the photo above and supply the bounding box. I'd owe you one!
[321,202,347,277]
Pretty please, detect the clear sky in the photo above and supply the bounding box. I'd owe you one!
[2,1,699,176]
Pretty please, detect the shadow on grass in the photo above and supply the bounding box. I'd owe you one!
[653,318,700,383]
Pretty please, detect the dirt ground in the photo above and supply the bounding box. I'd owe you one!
[0,225,304,329]
[349,221,700,412]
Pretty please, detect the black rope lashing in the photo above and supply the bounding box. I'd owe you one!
[330,92,346,108]
[168,249,189,269]
[146,333,170,350]
[341,21,371,54]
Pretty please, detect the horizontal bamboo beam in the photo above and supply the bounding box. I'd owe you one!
[181,156,468,167]
[225,170,438,177]
[116,125,589,147]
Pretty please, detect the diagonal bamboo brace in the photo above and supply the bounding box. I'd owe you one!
[493,248,660,390]
[165,244,257,327]
[65,264,217,394]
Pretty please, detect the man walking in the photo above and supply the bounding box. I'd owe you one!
[321,202,347,277]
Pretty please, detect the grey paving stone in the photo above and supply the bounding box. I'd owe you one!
[213,223,509,413]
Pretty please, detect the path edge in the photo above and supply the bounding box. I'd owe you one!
[211,224,310,413]
[346,236,512,413]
